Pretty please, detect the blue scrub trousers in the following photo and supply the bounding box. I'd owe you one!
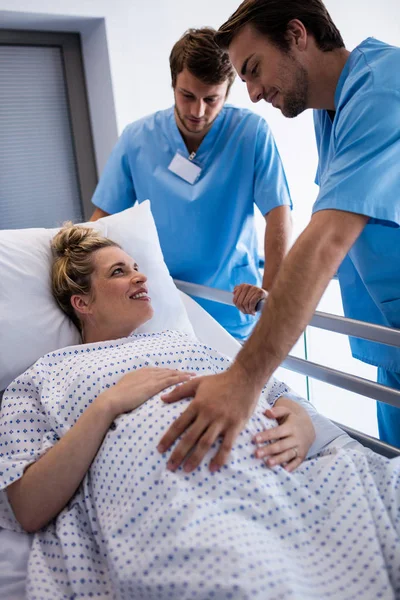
[377,368,400,448]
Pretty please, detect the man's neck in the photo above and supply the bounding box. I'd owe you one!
[179,131,205,155]
[174,107,215,155]
[309,47,351,111]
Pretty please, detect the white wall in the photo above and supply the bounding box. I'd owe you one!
[1,0,399,435]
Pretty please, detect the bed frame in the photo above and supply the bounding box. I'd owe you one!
[174,279,400,460]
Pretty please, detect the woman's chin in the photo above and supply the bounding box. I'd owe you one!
[134,305,154,331]
[145,304,154,322]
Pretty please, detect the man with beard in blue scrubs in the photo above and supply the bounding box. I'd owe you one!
[90,27,292,341]
[157,1,400,473]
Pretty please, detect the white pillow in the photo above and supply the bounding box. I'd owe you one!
[0,201,195,391]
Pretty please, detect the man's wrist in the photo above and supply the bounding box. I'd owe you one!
[229,359,265,397]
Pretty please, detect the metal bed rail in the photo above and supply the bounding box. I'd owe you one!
[174,279,400,458]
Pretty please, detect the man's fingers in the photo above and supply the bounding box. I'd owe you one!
[233,283,247,299]
[248,290,265,314]
[233,285,254,312]
[209,425,241,472]
[233,287,247,310]
[166,417,210,471]
[234,286,266,315]
[180,421,223,473]
[245,291,260,315]
[157,404,196,453]
[242,290,256,313]
[161,378,201,403]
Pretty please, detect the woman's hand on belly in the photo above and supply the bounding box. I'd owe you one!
[252,397,316,472]
[103,367,194,420]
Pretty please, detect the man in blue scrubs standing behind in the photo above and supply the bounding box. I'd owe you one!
[90,27,292,340]
[156,1,400,472]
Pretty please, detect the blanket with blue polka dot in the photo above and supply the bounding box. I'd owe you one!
[0,330,399,599]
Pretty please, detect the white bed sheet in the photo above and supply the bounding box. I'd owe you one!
[0,292,240,599]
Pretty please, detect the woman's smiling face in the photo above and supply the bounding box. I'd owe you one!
[73,246,154,342]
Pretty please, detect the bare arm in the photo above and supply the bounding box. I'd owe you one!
[7,394,114,533]
[90,207,110,221]
[159,209,368,472]
[262,205,292,291]
[235,209,368,389]
[6,368,192,532]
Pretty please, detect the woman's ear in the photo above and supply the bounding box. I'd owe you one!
[70,294,92,316]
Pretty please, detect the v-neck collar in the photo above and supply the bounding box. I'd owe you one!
[168,106,227,161]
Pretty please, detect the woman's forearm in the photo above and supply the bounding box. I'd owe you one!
[6,393,114,533]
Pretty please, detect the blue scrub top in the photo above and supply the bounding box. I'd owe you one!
[92,105,292,339]
[313,38,400,371]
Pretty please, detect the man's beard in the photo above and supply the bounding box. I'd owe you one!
[280,60,309,119]
[174,105,221,135]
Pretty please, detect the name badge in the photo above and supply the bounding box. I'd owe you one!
[168,152,202,185]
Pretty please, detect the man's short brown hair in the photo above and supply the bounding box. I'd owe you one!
[170,27,236,91]
[215,0,344,53]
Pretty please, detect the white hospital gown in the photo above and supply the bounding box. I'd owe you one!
[0,330,399,600]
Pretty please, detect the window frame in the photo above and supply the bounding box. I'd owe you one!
[0,28,98,220]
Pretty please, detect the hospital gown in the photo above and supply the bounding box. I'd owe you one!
[0,330,399,599]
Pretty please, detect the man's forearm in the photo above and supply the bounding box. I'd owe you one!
[262,205,292,290]
[235,210,368,389]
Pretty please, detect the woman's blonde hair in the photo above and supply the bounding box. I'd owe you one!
[51,222,120,331]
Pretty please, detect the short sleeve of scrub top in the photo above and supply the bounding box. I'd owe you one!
[253,119,292,217]
[313,89,400,226]
[312,86,400,371]
[91,126,137,214]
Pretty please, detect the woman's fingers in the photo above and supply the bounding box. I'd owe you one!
[285,457,303,473]
[263,446,300,468]
[152,371,194,395]
[161,378,201,403]
[152,368,193,380]
[253,422,291,445]
[254,434,294,459]
[264,405,291,421]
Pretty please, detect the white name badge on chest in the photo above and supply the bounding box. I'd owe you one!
[168,152,202,185]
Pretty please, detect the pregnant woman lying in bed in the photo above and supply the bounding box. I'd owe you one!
[0,224,399,600]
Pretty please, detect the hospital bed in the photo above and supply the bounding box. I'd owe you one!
[1,280,400,598]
